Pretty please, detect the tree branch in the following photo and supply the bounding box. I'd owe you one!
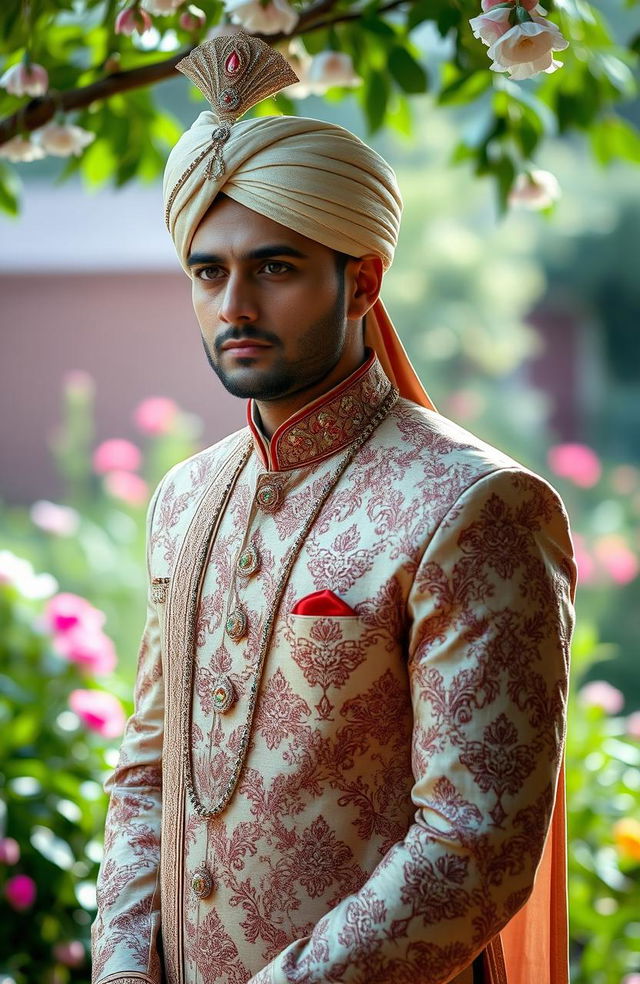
[0,0,408,144]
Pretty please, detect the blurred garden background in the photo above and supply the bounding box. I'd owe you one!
[1,0,640,980]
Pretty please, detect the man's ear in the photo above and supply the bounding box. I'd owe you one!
[346,255,383,321]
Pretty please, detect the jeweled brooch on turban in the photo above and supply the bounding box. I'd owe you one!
[165,33,298,223]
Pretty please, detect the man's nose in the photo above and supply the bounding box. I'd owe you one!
[219,271,259,324]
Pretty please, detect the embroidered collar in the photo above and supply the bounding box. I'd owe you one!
[247,350,393,471]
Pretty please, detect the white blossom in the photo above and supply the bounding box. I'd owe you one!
[0,135,46,162]
[224,0,299,36]
[508,169,561,210]
[35,121,95,157]
[141,0,185,16]
[487,15,568,80]
[0,62,49,97]
[306,51,360,93]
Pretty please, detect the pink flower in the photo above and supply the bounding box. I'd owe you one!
[93,438,142,474]
[547,443,602,488]
[30,500,80,537]
[5,874,37,911]
[134,396,179,436]
[594,535,639,585]
[43,592,105,636]
[571,533,595,586]
[622,976,640,984]
[0,837,20,865]
[487,15,568,80]
[69,689,126,739]
[104,470,149,506]
[63,370,95,399]
[179,4,206,30]
[54,626,117,676]
[580,680,624,715]
[626,711,640,741]
[115,5,153,34]
[508,169,561,210]
[53,940,85,967]
[469,6,512,46]
[0,62,49,97]
[481,0,541,9]
[445,388,485,422]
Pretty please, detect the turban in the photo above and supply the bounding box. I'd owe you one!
[163,107,435,409]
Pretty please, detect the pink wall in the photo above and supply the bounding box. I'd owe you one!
[0,272,245,503]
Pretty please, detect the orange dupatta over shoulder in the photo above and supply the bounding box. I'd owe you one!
[364,298,570,984]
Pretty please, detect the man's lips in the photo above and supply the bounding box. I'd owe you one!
[220,339,273,357]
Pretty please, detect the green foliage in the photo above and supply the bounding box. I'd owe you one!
[567,629,640,982]
[0,0,638,213]
[0,580,109,983]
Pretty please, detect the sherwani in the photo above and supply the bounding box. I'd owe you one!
[91,351,575,984]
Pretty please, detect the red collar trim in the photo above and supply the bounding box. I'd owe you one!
[247,351,392,471]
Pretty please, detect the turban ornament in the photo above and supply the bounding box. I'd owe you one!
[165,34,297,225]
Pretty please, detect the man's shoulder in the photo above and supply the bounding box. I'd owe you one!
[387,397,521,475]
[149,425,249,518]
[377,398,569,536]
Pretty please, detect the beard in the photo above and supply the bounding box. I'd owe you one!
[201,275,347,402]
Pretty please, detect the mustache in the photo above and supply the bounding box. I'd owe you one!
[214,326,282,354]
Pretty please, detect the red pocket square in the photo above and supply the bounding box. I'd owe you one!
[291,590,356,617]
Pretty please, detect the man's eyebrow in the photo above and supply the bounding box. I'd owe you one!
[187,245,308,267]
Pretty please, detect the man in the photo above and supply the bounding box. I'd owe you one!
[91,32,575,984]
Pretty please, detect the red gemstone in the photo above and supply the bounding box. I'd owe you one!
[225,51,241,75]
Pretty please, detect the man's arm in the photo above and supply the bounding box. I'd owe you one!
[250,467,575,984]
[91,485,166,984]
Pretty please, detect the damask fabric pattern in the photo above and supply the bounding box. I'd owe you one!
[91,355,575,984]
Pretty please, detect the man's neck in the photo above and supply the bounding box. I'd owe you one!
[254,347,366,439]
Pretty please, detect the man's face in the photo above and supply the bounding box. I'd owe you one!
[188,196,355,402]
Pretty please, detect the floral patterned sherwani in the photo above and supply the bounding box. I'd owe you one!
[91,352,575,984]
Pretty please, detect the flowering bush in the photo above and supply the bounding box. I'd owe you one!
[0,566,124,982]
[0,379,200,982]
[568,627,640,981]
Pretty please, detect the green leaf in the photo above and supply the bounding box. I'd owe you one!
[439,68,492,106]
[360,14,396,39]
[364,68,390,133]
[590,115,640,165]
[0,162,20,217]
[387,46,428,95]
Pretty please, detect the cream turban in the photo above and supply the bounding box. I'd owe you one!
[163,110,435,409]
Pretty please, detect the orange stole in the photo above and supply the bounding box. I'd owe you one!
[365,297,569,984]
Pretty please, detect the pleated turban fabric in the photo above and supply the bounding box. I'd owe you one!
[163,110,435,409]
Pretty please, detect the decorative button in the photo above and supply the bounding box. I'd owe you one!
[256,482,284,514]
[237,545,260,578]
[226,607,248,641]
[151,577,170,604]
[191,865,214,900]
[212,674,236,714]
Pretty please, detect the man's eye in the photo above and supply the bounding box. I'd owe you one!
[262,261,291,274]
[196,266,223,281]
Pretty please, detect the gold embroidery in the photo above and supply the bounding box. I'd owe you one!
[97,974,157,984]
[272,356,392,469]
[161,433,252,984]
